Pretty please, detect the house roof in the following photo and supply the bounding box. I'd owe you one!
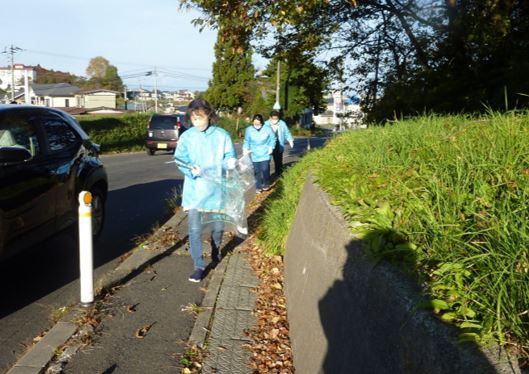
[31,83,81,97]
[79,89,120,95]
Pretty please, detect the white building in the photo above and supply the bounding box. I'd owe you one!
[77,89,118,109]
[313,91,365,129]
[29,83,80,107]
[0,64,36,91]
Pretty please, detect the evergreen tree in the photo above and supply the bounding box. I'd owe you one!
[205,28,254,112]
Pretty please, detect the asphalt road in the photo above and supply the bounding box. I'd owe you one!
[0,134,328,372]
[0,150,185,372]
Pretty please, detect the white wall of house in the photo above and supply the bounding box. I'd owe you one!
[82,92,117,109]
[53,96,74,107]
[30,95,74,108]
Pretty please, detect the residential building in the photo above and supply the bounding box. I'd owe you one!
[0,82,120,113]
[0,64,36,91]
[30,83,80,107]
[313,91,365,129]
[77,89,118,109]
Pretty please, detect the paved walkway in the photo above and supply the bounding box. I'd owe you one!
[201,248,258,373]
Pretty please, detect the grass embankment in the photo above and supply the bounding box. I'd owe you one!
[77,113,150,153]
[258,112,529,356]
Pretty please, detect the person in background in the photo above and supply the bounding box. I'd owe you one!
[264,110,294,176]
[243,114,276,193]
[174,98,237,283]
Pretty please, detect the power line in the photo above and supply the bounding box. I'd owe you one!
[23,48,211,72]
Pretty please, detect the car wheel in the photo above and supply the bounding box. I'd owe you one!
[90,187,105,239]
[147,149,155,156]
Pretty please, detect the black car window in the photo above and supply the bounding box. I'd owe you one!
[40,116,80,153]
[150,116,177,130]
[0,117,41,157]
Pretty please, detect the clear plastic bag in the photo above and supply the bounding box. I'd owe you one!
[182,154,255,238]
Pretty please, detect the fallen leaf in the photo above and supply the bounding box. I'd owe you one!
[135,322,156,338]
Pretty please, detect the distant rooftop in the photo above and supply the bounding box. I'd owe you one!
[31,83,80,97]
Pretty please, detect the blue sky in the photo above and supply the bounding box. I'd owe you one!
[0,0,267,91]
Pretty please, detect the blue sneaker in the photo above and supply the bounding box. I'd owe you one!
[188,268,204,283]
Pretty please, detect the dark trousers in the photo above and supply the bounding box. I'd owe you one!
[272,142,284,176]
[253,160,270,190]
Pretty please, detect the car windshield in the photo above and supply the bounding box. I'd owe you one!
[150,116,177,130]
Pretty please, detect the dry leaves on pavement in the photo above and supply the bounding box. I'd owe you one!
[243,239,294,373]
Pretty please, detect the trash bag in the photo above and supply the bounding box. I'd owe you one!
[174,154,255,238]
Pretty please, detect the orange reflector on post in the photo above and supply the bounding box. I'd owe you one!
[80,191,92,205]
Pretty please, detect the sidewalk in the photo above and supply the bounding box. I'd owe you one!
[7,207,261,374]
[189,245,258,374]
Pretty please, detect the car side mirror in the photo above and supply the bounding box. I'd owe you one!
[0,147,32,165]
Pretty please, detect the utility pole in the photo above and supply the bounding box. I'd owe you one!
[24,69,29,104]
[154,66,158,113]
[273,60,281,110]
[2,45,23,101]
[123,84,128,110]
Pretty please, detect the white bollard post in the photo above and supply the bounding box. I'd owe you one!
[78,191,94,307]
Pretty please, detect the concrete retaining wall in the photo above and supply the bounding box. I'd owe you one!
[284,173,520,374]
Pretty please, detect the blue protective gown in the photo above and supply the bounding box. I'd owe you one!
[242,125,276,162]
[174,125,236,211]
[263,119,294,151]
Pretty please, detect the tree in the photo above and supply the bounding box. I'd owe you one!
[205,29,254,111]
[85,56,123,91]
[86,56,110,79]
[180,1,255,112]
[247,0,529,120]
[34,65,85,86]
[181,0,334,119]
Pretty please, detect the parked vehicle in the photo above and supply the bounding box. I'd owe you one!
[0,105,108,260]
[145,114,187,155]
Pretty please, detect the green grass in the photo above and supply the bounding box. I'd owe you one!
[76,113,305,154]
[77,113,151,153]
[258,111,529,354]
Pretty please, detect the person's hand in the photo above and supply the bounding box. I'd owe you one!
[226,158,237,170]
[268,147,273,155]
[289,140,294,149]
[243,148,251,156]
[191,166,201,177]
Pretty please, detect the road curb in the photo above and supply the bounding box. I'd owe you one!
[6,209,188,374]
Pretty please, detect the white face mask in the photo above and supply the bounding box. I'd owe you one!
[191,114,209,131]
[270,118,279,125]
[253,120,262,128]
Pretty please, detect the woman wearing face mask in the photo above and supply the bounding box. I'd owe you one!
[264,110,294,176]
[174,98,237,283]
[242,114,276,193]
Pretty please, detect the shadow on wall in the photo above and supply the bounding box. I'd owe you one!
[317,229,517,374]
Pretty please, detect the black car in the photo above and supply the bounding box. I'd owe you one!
[145,114,187,155]
[0,105,108,260]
